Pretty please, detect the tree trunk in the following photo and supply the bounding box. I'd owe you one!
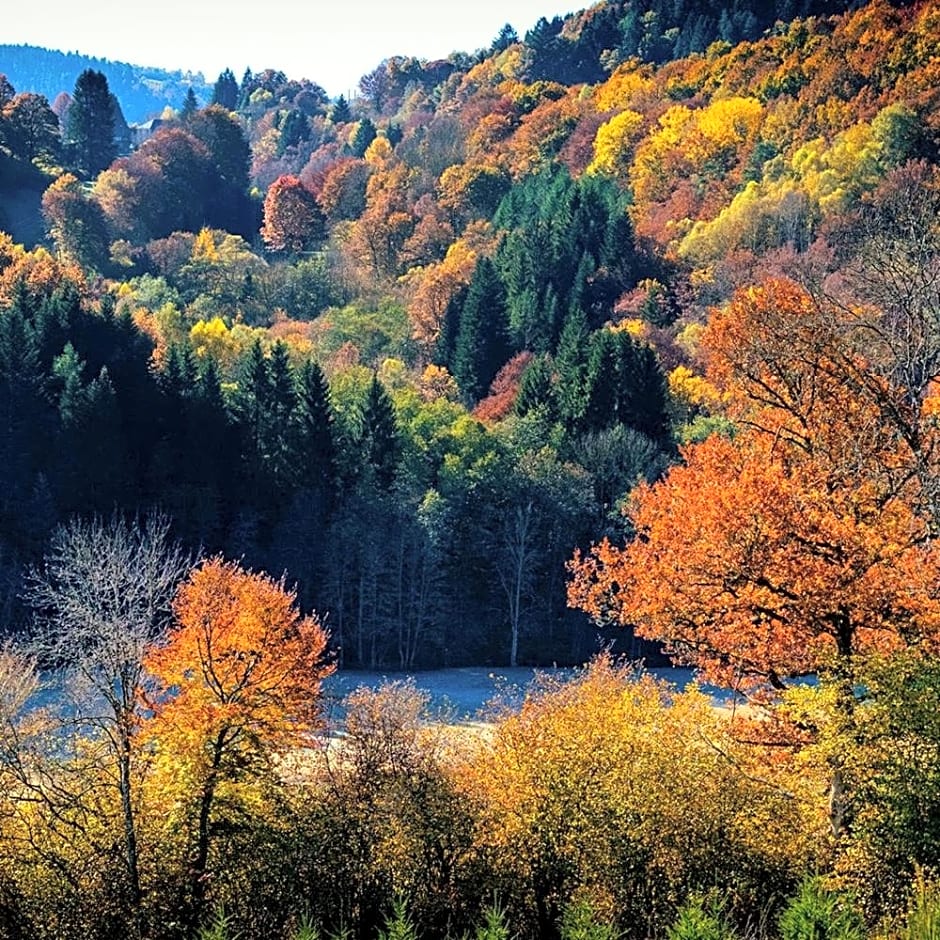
[187,728,227,933]
[117,723,143,938]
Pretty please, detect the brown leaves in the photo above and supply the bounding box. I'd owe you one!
[260,174,326,253]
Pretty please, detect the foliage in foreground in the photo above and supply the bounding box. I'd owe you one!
[3,630,940,939]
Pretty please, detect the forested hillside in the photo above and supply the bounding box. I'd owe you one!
[4,1,940,938]
[1,0,938,672]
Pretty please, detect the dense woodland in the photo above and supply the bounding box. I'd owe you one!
[4,0,935,670]
[3,0,940,935]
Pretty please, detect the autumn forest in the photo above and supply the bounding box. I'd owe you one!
[2,0,940,936]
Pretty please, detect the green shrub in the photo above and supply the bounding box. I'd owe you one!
[289,912,321,940]
[475,900,512,939]
[379,897,419,940]
[198,904,239,940]
[560,898,620,940]
[667,894,736,940]
[779,878,864,940]
[902,871,940,940]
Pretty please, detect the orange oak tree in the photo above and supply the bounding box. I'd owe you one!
[568,280,940,694]
[143,557,333,922]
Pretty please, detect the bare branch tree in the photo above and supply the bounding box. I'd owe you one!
[23,511,191,924]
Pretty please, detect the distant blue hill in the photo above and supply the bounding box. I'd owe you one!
[0,44,214,123]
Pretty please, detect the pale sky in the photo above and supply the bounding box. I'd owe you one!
[6,0,578,98]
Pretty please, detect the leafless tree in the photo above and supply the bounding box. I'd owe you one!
[23,511,191,922]
[498,500,538,669]
[0,642,41,783]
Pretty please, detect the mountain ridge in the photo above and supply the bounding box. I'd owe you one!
[0,43,213,123]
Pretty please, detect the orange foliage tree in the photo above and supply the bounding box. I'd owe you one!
[568,278,940,840]
[143,557,333,923]
[261,173,326,253]
[569,279,940,695]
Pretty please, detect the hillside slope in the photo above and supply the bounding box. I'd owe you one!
[0,43,212,122]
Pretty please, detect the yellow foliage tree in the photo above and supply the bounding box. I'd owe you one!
[405,238,479,351]
[461,657,817,936]
[587,109,644,177]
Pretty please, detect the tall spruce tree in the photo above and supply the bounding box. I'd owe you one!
[583,329,620,434]
[180,88,199,121]
[452,257,511,404]
[330,94,352,124]
[350,117,377,157]
[210,69,239,110]
[359,373,399,490]
[66,69,115,178]
[265,340,299,489]
[233,338,274,499]
[515,353,556,421]
[0,304,53,553]
[617,337,671,445]
[188,356,238,544]
[294,359,337,499]
[554,306,591,430]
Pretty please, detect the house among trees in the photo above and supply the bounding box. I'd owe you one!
[129,116,166,149]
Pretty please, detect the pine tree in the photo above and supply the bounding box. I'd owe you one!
[350,117,377,157]
[237,68,255,110]
[294,359,337,498]
[618,337,671,445]
[158,343,197,399]
[66,69,115,177]
[330,94,352,124]
[233,338,274,496]
[516,353,556,420]
[490,23,519,54]
[583,329,620,433]
[180,87,199,121]
[211,69,239,111]
[434,286,467,371]
[277,109,310,156]
[52,351,128,513]
[452,258,511,404]
[52,342,86,428]
[80,367,129,510]
[189,356,239,532]
[0,304,52,551]
[359,373,399,490]
[265,340,299,488]
[554,307,590,430]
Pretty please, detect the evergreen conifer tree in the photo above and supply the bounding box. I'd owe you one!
[452,258,511,403]
[350,117,377,157]
[0,304,52,550]
[359,373,399,490]
[277,109,309,155]
[618,337,671,445]
[66,69,115,177]
[265,340,299,488]
[189,356,239,526]
[330,94,352,124]
[210,69,239,110]
[583,329,620,433]
[554,306,591,430]
[180,88,199,121]
[295,359,337,498]
[515,353,556,420]
[233,338,274,497]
